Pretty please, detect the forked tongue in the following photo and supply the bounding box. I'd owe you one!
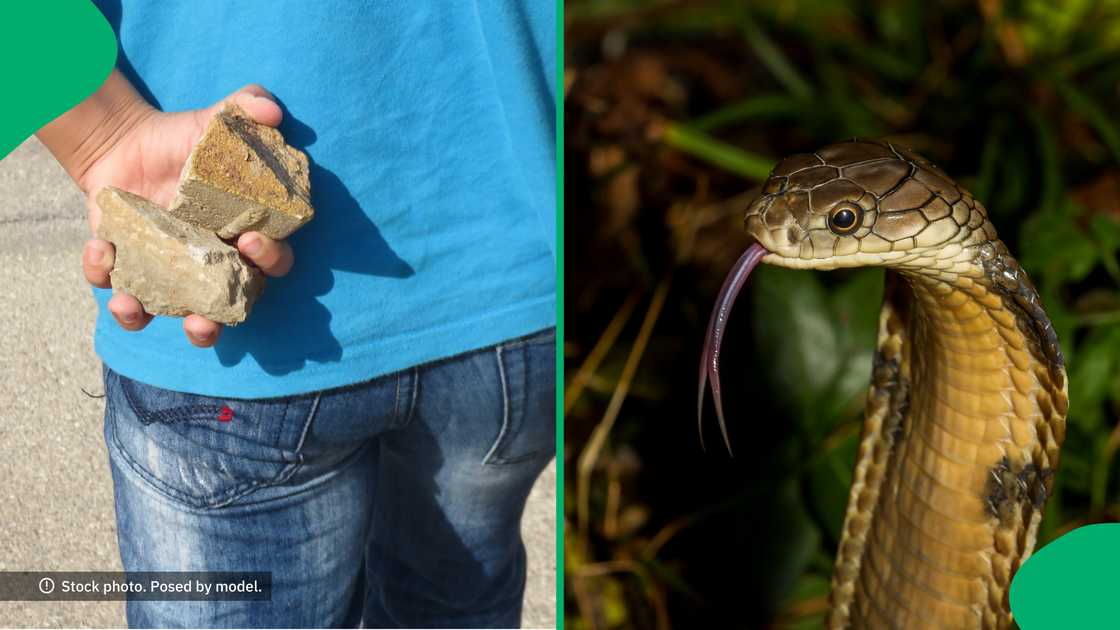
[698,242,768,455]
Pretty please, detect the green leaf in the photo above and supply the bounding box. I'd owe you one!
[1020,201,1099,284]
[740,13,813,98]
[1068,326,1120,432]
[1057,428,1093,495]
[824,270,884,420]
[762,480,822,606]
[783,571,830,604]
[751,267,883,433]
[778,572,831,630]
[1087,214,1120,284]
[661,123,775,181]
[751,267,840,425]
[1090,214,1120,253]
[806,431,859,544]
[973,119,1007,209]
[1028,107,1063,213]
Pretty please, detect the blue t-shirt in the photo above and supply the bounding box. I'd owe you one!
[91,2,556,398]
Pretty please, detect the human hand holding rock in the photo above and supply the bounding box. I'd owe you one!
[37,70,297,347]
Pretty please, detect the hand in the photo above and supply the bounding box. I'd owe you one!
[42,73,294,347]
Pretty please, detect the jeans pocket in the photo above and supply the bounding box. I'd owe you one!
[483,328,557,466]
[103,367,318,509]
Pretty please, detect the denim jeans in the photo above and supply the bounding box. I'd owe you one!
[102,328,555,628]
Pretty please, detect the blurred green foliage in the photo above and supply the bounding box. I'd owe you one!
[565,0,1120,628]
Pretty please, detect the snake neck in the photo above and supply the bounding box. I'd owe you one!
[900,239,1064,367]
[898,253,1066,503]
[898,239,1066,455]
[835,243,1068,629]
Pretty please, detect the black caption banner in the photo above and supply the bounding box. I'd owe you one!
[0,571,271,601]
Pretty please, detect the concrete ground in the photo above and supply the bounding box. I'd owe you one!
[0,138,556,629]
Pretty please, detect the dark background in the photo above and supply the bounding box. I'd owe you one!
[563,1,1120,627]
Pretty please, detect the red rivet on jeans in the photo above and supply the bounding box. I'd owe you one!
[219,406,234,422]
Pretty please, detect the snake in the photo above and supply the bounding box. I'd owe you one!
[698,139,1068,629]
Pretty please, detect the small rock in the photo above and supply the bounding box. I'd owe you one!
[95,187,265,325]
[169,102,313,240]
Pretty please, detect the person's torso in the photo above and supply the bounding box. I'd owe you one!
[91,1,557,397]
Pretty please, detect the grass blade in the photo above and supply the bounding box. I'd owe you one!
[661,123,775,181]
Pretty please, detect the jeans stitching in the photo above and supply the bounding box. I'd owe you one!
[482,346,512,465]
[392,373,401,426]
[498,328,555,351]
[293,393,321,453]
[506,340,548,464]
[120,377,225,425]
[108,409,280,509]
[488,447,548,466]
[205,398,317,507]
[403,366,420,427]
[110,412,304,510]
[275,395,290,448]
[107,371,313,510]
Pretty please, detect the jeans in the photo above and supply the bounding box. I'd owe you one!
[101,328,556,628]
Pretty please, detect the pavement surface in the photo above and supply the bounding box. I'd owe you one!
[0,138,556,629]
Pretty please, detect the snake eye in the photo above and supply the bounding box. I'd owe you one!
[828,203,862,234]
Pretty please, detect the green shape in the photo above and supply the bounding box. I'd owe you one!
[1010,523,1120,628]
[0,2,116,160]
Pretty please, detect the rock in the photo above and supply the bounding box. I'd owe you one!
[95,187,265,325]
[169,102,313,240]
[89,106,311,327]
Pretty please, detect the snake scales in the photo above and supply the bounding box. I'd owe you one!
[699,139,1068,628]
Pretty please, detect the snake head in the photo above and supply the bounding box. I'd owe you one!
[701,139,996,454]
[744,138,993,271]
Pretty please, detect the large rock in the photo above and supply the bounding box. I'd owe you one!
[95,187,265,325]
[169,102,313,240]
